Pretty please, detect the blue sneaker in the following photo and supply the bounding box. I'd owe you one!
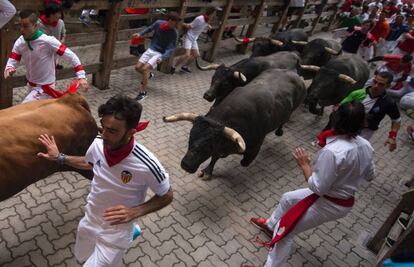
[133,224,141,240]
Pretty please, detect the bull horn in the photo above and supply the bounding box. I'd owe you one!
[163,112,199,123]
[234,36,255,43]
[299,64,320,72]
[195,58,221,71]
[270,39,284,46]
[234,71,247,83]
[324,47,341,55]
[338,74,357,85]
[291,40,308,45]
[223,127,246,153]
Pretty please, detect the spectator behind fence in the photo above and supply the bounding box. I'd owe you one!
[132,12,181,101]
[341,20,375,60]
[39,3,67,69]
[385,15,408,52]
[0,0,16,29]
[173,6,220,74]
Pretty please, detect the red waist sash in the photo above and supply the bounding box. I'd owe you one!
[257,193,354,248]
[28,80,78,98]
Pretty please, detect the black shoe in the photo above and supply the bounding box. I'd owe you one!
[398,217,410,230]
[135,91,147,101]
[170,67,176,74]
[149,72,155,79]
[181,66,191,73]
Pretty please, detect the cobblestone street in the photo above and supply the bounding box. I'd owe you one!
[1,29,413,267]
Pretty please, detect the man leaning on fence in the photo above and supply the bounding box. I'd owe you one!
[132,11,182,101]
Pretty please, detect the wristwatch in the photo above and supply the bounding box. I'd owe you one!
[57,153,66,165]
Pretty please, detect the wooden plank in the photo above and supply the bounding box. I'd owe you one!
[186,0,227,7]
[12,0,110,11]
[238,0,266,54]
[92,1,122,89]
[265,0,287,6]
[120,14,151,20]
[260,16,281,24]
[10,63,102,88]
[0,23,13,108]
[204,0,234,61]
[128,0,180,8]
[65,32,106,47]
[301,13,318,20]
[226,18,255,26]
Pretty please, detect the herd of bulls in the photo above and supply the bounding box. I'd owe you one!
[164,28,371,179]
[0,28,372,201]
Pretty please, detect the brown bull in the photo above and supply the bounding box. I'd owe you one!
[0,93,98,201]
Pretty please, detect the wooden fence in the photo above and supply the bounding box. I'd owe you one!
[0,0,342,108]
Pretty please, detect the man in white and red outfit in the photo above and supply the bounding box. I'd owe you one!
[37,94,173,267]
[393,29,414,56]
[248,101,375,267]
[3,9,88,103]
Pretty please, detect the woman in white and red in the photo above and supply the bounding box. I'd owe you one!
[3,9,88,103]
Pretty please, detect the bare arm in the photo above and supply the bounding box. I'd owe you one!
[103,188,174,225]
[292,147,312,182]
[404,32,414,40]
[37,134,92,170]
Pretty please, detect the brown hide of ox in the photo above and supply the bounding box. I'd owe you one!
[0,93,98,201]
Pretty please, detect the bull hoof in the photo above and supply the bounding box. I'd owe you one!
[275,128,283,136]
[197,170,212,180]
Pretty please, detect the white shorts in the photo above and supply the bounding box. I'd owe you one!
[183,35,199,50]
[22,86,52,103]
[74,205,134,267]
[139,48,162,69]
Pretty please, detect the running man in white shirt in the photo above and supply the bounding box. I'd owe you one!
[247,101,375,267]
[0,0,15,29]
[3,10,88,103]
[173,7,220,73]
[37,94,173,267]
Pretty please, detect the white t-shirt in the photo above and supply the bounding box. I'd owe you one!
[84,137,170,214]
[186,15,208,41]
[0,0,15,29]
[5,34,85,85]
[39,18,66,41]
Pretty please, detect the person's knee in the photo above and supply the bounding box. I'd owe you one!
[135,64,143,72]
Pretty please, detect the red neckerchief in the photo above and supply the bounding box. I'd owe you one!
[316,129,336,147]
[104,137,134,167]
[203,14,209,23]
[159,22,170,31]
[40,15,58,27]
[103,121,149,167]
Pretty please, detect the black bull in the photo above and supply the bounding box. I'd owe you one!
[235,29,308,57]
[163,69,306,179]
[196,52,300,105]
[304,54,370,115]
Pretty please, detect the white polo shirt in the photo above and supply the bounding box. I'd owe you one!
[84,137,170,214]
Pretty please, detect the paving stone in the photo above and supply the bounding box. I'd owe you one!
[190,246,213,262]
[47,247,72,266]
[172,235,195,254]
[29,249,49,267]
[172,247,197,267]
[140,242,162,262]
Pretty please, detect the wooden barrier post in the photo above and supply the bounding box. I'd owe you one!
[325,1,339,31]
[92,0,122,89]
[309,2,325,35]
[272,1,291,33]
[0,24,14,108]
[204,0,234,62]
[237,0,266,54]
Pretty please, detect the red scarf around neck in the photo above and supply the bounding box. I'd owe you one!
[203,14,209,23]
[103,121,150,167]
[40,15,58,27]
[316,129,336,147]
[159,22,170,31]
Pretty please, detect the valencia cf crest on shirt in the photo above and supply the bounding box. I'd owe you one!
[121,170,132,184]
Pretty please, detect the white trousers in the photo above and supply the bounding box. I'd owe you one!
[400,91,414,110]
[22,86,52,103]
[74,205,134,267]
[264,188,352,267]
